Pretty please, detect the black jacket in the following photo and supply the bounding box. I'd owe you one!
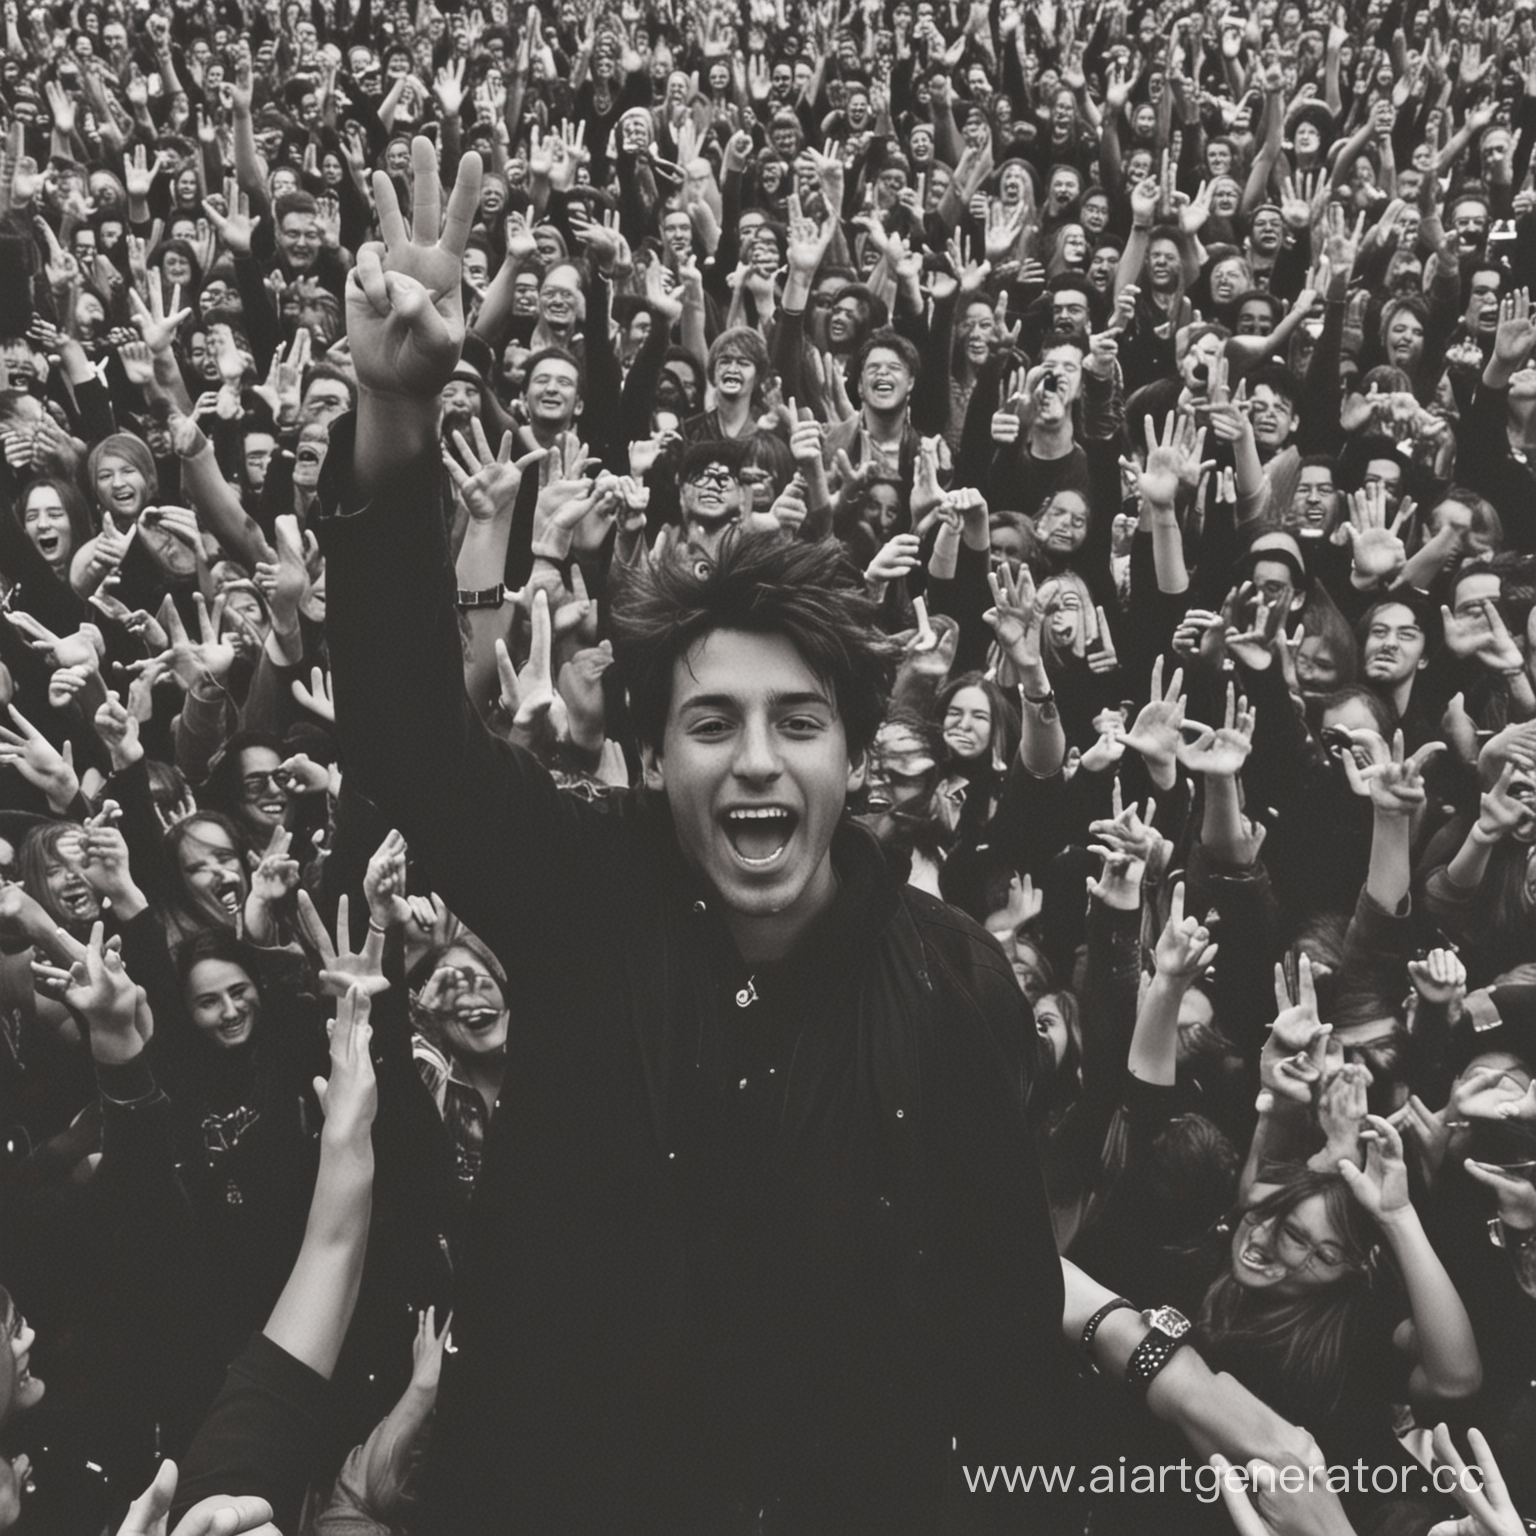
[318,418,1077,1534]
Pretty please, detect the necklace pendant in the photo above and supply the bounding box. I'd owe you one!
[736,978,758,1008]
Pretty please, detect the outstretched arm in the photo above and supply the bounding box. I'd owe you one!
[321,136,585,969]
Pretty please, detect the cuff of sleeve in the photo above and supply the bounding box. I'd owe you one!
[96,1053,156,1103]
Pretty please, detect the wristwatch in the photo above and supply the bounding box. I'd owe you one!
[1079,1296,1136,1374]
[1488,1215,1536,1252]
[456,582,507,609]
[1123,1306,1191,1395]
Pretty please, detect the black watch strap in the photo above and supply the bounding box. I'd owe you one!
[456,582,507,610]
[1079,1297,1136,1373]
[1124,1316,1191,1397]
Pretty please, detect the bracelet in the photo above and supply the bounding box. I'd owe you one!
[1079,1296,1136,1373]
[1122,1306,1192,1396]
[1023,686,1055,706]
[367,918,388,935]
[456,582,507,610]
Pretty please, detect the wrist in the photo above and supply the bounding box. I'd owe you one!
[1472,821,1505,844]
[1375,1203,1420,1238]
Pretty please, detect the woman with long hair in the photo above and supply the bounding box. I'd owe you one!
[931,671,1021,848]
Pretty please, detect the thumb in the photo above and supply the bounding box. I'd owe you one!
[312,1074,328,1114]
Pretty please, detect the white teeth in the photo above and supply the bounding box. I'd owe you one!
[727,808,789,821]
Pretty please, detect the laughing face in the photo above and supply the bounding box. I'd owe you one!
[432,945,510,1060]
[177,819,247,925]
[653,629,856,942]
[187,956,259,1050]
[22,485,71,575]
[1231,1193,1357,1294]
[43,832,100,927]
[942,684,993,761]
[94,450,148,522]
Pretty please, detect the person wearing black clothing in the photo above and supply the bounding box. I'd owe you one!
[318,143,1315,1536]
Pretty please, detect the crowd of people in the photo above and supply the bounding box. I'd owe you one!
[3,0,1536,1528]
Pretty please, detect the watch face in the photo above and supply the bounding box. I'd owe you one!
[1147,1306,1191,1337]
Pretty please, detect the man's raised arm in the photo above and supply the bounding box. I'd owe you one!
[318,137,579,964]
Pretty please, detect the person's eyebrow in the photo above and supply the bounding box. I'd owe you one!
[678,690,833,714]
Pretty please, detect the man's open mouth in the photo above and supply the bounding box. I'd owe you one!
[722,805,797,868]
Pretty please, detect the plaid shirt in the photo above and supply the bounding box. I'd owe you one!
[413,1035,491,1195]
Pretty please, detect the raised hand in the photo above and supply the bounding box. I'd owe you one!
[203,178,260,257]
[297,889,389,997]
[1338,1113,1410,1220]
[30,918,147,1062]
[1426,1424,1525,1536]
[984,562,1041,666]
[115,1458,276,1536]
[1153,880,1217,984]
[363,828,412,930]
[1127,411,1212,506]
[1313,1062,1372,1167]
[0,705,77,811]
[292,665,335,722]
[313,983,377,1141]
[444,420,545,523]
[129,272,191,355]
[1476,761,1535,842]
[1355,729,1442,816]
[248,824,300,904]
[1408,947,1466,1008]
[1176,681,1255,777]
[348,137,482,397]
[1261,954,1330,1104]
[1338,480,1409,584]
[1122,655,1187,779]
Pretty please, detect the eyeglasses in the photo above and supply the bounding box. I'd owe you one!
[1247,1212,1353,1273]
[242,769,292,796]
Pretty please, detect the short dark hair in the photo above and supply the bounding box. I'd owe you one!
[852,326,920,382]
[1247,360,1300,412]
[274,190,320,223]
[611,530,898,758]
[522,345,583,393]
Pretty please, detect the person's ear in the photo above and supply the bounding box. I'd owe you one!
[846,750,867,791]
[640,743,664,789]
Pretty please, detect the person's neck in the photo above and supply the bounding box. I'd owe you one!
[684,515,735,562]
[1027,417,1075,459]
[463,1050,505,1119]
[862,403,907,445]
[528,416,572,448]
[1383,675,1415,719]
[715,392,754,433]
[721,853,839,965]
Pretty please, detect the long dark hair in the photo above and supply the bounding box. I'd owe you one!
[1200,1169,1382,1419]
[162,810,249,942]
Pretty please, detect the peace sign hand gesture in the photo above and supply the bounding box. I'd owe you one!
[348,137,482,399]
